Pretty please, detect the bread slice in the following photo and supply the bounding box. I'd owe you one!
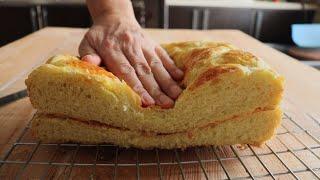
[26,42,283,148]
[32,108,281,149]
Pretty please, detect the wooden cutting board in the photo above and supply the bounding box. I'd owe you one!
[0,27,320,179]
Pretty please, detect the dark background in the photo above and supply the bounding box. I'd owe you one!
[0,0,316,47]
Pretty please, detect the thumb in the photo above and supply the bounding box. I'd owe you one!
[78,38,102,66]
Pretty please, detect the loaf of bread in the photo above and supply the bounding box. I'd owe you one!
[26,41,284,149]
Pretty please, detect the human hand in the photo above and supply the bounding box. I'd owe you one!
[79,13,184,108]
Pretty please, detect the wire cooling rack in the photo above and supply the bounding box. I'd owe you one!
[0,103,320,179]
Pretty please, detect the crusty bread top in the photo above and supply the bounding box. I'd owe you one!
[46,41,277,90]
[47,55,117,79]
[27,41,283,109]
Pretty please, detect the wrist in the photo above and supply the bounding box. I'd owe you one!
[93,10,139,28]
[88,0,136,23]
[94,9,135,22]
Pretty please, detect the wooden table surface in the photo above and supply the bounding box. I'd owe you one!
[0,27,320,179]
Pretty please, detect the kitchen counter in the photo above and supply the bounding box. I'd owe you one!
[0,28,320,179]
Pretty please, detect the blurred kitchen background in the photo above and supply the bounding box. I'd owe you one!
[1,0,320,69]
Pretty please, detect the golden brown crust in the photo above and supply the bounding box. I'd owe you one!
[218,50,259,67]
[66,60,116,79]
[184,48,213,71]
[189,66,238,90]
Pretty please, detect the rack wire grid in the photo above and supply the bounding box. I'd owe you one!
[0,100,320,179]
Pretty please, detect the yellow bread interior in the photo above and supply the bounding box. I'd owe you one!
[26,41,284,134]
[32,108,281,149]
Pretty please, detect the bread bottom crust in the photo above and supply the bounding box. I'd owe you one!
[31,108,282,149]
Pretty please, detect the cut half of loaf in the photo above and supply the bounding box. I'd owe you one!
[32,108,281,149]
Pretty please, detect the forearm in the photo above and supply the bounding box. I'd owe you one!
[86,0,135,21]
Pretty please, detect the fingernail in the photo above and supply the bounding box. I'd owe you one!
[158,95,174,108]
[141,93,155,105]
[82,54,93,60]
[175,69,184,77]
[82,54,101,65]
[169,85,182,99]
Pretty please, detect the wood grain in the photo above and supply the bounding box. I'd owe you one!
[0,27,320,179]
[0,98,35,157]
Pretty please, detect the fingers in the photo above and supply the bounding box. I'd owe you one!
[80,29,183,108]
[123,45,174,108]
[102,50,155,106]
[155,46,184,80]
[78,38,102,65]
[82,54,102,66]
[143,48,183,100]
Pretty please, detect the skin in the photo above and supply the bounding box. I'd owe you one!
[79,0,184,108]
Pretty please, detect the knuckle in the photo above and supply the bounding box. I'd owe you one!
[121,31,134,43]
[150,86,162,97]
[103,38,119,50]
[134,62,152,77]
[126,50,139,60]
[118,63,135,76]
[103,38,113,48]
[132,84,145,94]
[149,58,163,69]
